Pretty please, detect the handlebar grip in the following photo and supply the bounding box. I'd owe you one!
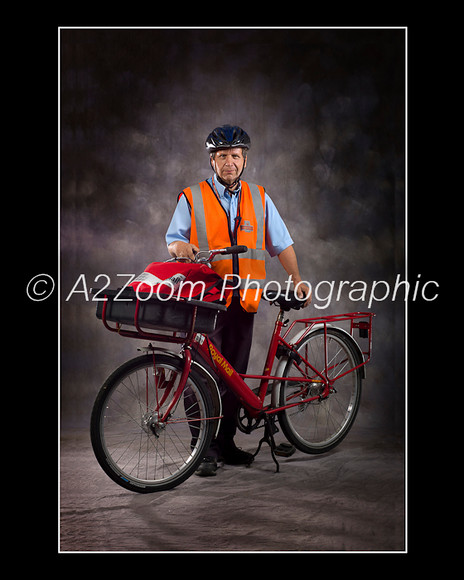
[223,245,248,254]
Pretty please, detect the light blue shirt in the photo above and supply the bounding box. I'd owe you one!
[166,175,293,257]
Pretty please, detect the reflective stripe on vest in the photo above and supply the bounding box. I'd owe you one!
[183,180,266,312]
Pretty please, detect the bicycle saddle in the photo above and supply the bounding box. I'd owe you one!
[264,290,305,311]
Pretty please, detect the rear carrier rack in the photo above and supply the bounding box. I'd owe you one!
[284,311,375,363]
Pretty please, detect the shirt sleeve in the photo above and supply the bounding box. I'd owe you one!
[264,194,294,257]
[165,194,191,246]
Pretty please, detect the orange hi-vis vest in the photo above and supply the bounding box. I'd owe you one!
[181,180,266,312]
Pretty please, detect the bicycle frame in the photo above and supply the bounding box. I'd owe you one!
[191,309,374,419]
[99,296,374,422]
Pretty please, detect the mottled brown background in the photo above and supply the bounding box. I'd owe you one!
[60,28,405,438]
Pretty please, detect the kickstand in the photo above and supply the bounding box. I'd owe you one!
[252,416,280,473]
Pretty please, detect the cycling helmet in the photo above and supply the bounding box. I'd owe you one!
[205,125,251,152]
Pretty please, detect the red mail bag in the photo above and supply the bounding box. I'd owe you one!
[128,262,229,303]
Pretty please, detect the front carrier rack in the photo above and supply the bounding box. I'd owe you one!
[92,287,227,344]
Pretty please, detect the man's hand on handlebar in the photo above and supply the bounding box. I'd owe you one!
[168,241,200,262]
[168,243,248,264]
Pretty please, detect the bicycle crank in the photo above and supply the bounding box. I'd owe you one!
[236,406,262,433]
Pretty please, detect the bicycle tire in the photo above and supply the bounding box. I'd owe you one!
[278,327,362,454]
[90,354,217,493]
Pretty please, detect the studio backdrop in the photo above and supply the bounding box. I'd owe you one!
[60,28,406,438]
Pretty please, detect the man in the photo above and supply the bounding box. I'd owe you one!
[166,125,310,476]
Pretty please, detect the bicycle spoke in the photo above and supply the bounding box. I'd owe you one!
[91,355,215,491]
[279,328,362,453]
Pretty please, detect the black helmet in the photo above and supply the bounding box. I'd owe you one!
[205,125,251,152]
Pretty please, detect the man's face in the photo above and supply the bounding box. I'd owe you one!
[211,147,247,187]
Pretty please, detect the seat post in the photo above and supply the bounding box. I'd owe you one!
[276,307,285,324]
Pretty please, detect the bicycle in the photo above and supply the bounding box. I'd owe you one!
[90,246,374,493]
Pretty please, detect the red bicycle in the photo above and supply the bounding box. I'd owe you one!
[90,246,374,493]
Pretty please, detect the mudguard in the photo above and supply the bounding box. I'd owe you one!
[137,346,222,437]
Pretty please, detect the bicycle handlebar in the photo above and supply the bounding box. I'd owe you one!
[219,245,248,255]
[173,246,307,311]
[193,245,248,263]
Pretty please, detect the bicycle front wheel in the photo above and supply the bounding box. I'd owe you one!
[278,327,362,454]
[90,354,217,493]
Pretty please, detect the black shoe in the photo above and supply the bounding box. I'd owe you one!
[221,444,254,466]
[195,456,218,477]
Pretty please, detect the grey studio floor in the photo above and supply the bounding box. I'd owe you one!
[59,421,405,553]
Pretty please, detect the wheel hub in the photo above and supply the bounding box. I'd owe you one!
[142,411,166,437]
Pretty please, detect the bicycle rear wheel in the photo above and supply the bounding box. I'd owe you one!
[278,327,362,454]
[90,354,217,493]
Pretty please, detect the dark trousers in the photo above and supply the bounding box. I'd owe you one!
[207,297,255,456]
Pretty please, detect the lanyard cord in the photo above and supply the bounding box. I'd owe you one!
[211,175,242,242]
[210,176,242,285]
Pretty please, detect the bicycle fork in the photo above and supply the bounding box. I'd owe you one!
[152,348,193,424]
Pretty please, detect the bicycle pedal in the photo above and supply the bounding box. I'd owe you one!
[274,442,296,457]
